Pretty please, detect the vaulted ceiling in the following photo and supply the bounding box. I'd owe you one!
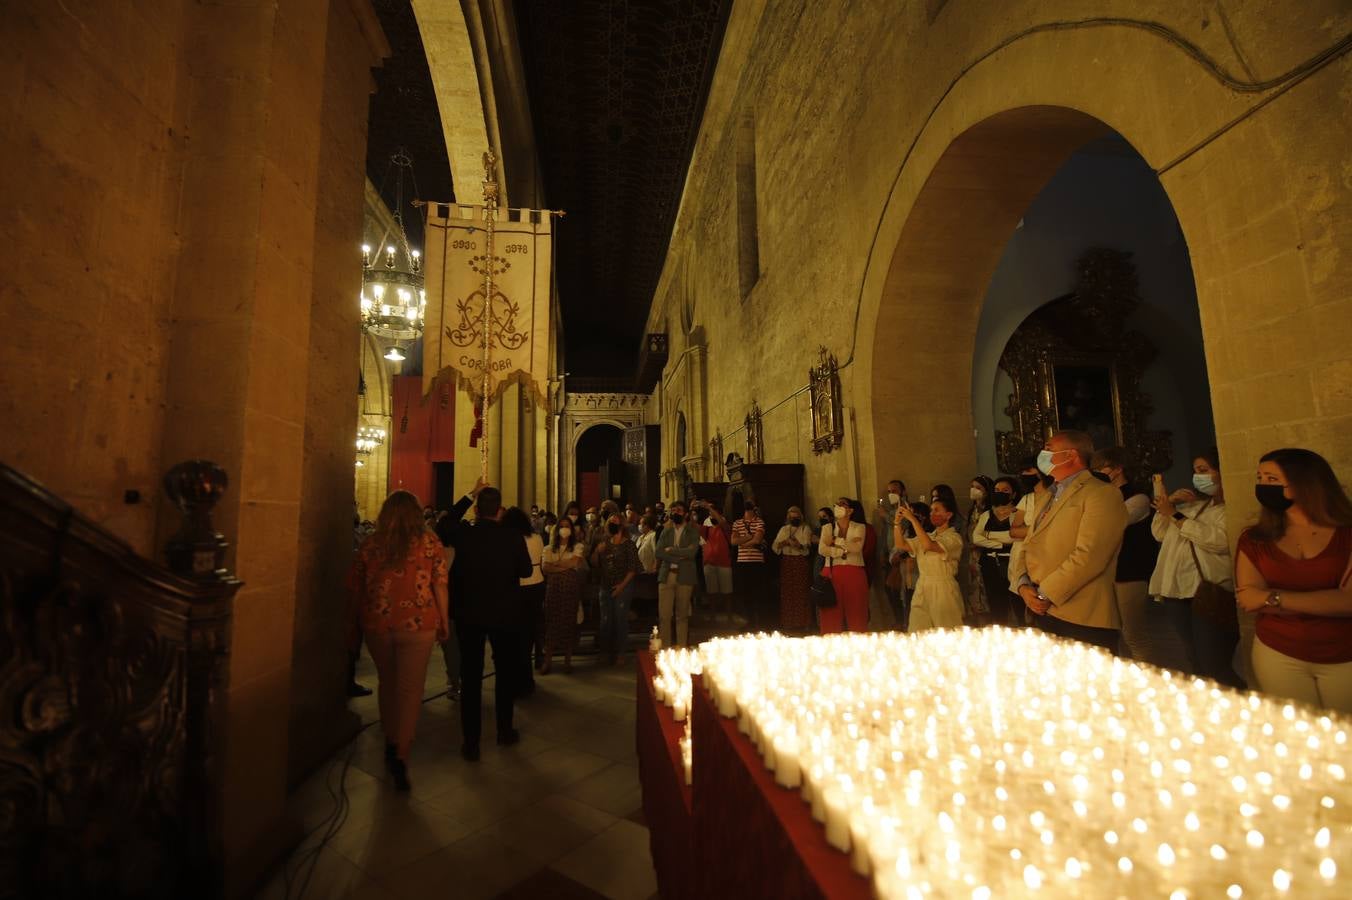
[514,0,731,376]
[366,0,455,252]
[367,0,729,379]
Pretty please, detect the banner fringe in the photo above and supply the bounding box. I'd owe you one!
[423,365,551,414]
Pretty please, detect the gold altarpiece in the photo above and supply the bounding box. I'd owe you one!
[996,248,1172,476]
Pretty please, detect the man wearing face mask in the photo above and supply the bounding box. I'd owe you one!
[654,501,700,646]
[698,501,735,620]
[1008,431,1127,653]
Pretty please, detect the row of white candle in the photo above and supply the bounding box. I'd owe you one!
[653,645,702,722]
[655,630,1352,898]
[654,646,700,786]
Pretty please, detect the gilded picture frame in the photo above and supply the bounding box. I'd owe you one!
[809,347,844,454]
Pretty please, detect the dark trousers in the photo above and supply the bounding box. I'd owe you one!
[521,583,546,692]
[979,553,1021,628]
[1191,605,1242,688]
[456,623,524,748]
[735,561,770,629]
[1035,612,1119,655]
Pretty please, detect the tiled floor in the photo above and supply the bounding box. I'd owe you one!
[256,649,657,900]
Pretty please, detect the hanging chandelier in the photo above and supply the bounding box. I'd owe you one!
[360,150,425,349]
[356,425,387,456]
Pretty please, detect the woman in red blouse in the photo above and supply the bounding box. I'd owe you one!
[1235,448,1352,712]
[349,490,449,789]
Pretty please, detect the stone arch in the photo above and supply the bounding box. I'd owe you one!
[563,410,645,507]
[853,22,1352,541]
[570,421,627,508]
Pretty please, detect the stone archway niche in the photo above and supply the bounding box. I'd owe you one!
[559,392,648,507]
[868,107,1113,499]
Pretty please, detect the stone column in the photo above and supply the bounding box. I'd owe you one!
[288,0,388,785]
[153,1,383,894]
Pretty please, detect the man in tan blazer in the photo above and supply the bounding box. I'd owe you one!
[1008,430,1127,653]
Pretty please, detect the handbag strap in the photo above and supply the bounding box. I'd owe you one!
[1184,498,1215,587]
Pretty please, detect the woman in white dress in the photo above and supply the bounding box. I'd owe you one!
[893,499,965,631]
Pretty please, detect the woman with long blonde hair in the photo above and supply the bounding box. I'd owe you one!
[348,490,449,790]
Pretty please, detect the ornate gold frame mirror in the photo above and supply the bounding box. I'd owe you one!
[995,249,1172,476]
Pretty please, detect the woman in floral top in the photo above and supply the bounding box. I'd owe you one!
[591,510,642,666]
[348,490,448,790]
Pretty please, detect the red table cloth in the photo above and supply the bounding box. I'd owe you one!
[690,672,872,900]
[636,652,694,899]
[636,652,872,899]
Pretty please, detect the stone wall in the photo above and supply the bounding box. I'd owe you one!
[0,0,188,553]
[289,0,381,785]
[646,0,1352,543]
[0,1,388,895]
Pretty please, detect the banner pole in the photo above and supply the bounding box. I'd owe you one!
[480,150,498,484]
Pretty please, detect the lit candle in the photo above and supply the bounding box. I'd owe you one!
[822,785,851,852]
[774,733,802,789]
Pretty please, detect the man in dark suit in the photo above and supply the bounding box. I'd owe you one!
[436,478,533,761]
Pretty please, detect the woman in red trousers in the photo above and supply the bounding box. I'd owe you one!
[817,497,870,632]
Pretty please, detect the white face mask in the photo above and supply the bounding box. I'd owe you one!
[970,487,984,501]
[585,513,595,522]
[833,505,849,520]
[558,528,571,538]
[887,492,900,505]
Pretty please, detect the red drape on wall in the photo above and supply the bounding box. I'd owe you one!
[580,472,601,511]
[428,379,456,462]
[388,375,454,506]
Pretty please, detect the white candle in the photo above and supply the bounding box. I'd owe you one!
[849,817,871,876]
[673,698,687,722]
[811,773,827,823]
[775,736,802,788]
[823,785,851,852]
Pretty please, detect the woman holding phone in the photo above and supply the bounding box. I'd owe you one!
[894,498,965,632]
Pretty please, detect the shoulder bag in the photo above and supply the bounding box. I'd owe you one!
[1186,501,1238,632]
[810,527,838,608]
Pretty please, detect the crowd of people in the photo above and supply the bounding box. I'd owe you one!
[345,436,1352,790]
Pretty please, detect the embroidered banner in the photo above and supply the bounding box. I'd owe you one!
[421,202,553,405]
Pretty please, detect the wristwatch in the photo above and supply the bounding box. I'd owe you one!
[1172,511,1186,521]
[1265,592,1282,608]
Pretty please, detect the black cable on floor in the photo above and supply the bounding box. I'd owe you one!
[281,671,496,900]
